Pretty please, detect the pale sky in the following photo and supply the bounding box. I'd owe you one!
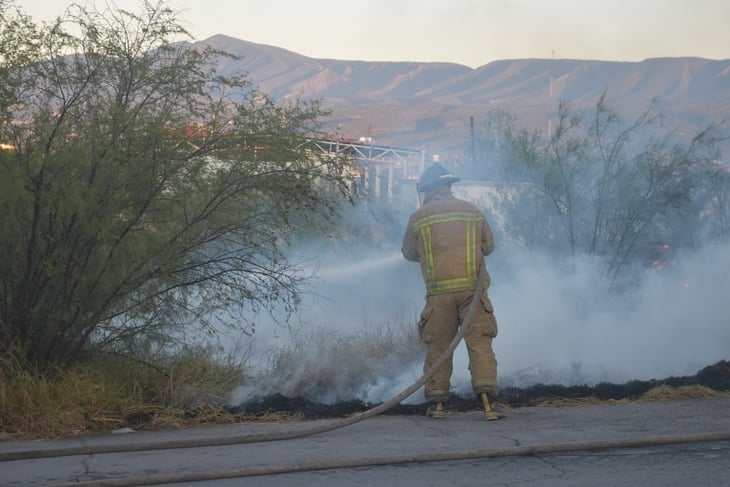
[15,0,730,68]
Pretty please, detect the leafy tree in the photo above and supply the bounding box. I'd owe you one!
[0,0,352,367]
[476,92,726,282]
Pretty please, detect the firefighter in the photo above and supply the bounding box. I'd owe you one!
[401,163,504,420]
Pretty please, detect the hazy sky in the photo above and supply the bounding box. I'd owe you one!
[16,0,730,68]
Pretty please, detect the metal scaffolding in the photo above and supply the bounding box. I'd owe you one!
[311,139,425,201]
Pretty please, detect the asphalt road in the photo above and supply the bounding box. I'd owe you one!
[1,397,729,486]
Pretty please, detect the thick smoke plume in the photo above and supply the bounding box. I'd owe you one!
[228,186,730,407]
[486,241,730,389]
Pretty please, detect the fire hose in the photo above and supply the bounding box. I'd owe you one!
[49,431,730,486]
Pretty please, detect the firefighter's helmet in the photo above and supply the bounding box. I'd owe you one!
[417,163,460,192]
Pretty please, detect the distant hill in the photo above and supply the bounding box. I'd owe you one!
[195,35,730,154]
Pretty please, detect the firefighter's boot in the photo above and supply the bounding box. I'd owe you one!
[480,392,505,421]
[426,401,446,419]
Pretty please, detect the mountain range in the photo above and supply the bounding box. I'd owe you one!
[197,35,730,155]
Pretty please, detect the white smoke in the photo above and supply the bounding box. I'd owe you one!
[228,247,429,405]
[227,192,730,407]
[485,241,730,390]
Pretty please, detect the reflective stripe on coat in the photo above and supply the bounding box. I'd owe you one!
[401,194,494,296]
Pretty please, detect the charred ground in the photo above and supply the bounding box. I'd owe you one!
[232,360,730,419]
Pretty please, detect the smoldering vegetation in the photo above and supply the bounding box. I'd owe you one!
[225,101,730,418]
[231,361,730,417]
[226,244,426,407]
[222,191,730,418]
[226,242,730,416]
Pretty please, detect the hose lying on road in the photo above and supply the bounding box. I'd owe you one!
[0,262,490,462]
[52,431,730,487]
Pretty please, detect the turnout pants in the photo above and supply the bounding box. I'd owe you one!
[418,288,498,402]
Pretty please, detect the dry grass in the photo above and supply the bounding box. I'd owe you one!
[0,324,420,440]
[0,347,255,440]
[532,384,729,408]
[639,384,729,401]
[0,361,132,439]
[533,396,627,407]
[260,323,422,401]
[2,339,727,440]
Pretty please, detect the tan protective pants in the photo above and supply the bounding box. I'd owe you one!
[418,288,498,402]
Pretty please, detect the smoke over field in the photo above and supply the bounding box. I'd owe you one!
[227,186,730,408]
[228,241,730,407]
[487,241,730,388]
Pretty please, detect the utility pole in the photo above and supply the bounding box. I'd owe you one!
[470,115,476,161]
[548,49,555,137]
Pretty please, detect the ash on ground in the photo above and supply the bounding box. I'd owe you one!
[231,360,730,418]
